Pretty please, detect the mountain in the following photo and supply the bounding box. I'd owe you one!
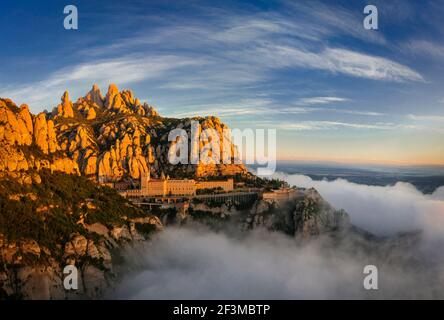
[0,84,247,182]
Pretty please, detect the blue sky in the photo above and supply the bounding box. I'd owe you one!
[1,0,444,164]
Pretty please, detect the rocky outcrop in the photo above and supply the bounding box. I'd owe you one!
[0,217,162,299]
[104,84,131,114]
[33,113,59,154]
[0,100,33,146]
[244,188,350,239]
[291,188,350,238]
[0,84,247,181]
[85,84,104,108]
[55,91,74,118]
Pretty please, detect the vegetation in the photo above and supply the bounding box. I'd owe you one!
[0,170,144,252]
[134,223,157,237]
[196,187,224,195]
[151,206,178,225]
[189,208,228,222]
[232,173,288,190]
[233,197,257,211]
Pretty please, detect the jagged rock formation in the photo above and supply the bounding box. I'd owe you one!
[0,84,247,182]
[55,91,74,119]
[263,188,350,239]
[85,84,104,108]
[243,188,351,238]
[0,99,79,174]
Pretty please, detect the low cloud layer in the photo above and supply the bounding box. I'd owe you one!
[111,225,444,299]
[112,228,366,299]
[110,174,444,299]
[273,173,444,237]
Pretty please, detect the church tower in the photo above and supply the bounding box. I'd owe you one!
[140,168,150,190]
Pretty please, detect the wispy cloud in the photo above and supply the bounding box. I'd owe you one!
[166,98,273,118]
[167,96,385,120]
[247,45,424,82]
[296,96,349,105]
[330,109,386,117]
[404,40,444,59]
[0,0,427,118]
[323,48,424,82]
[79,6,423,86]
[407,114,444,122]
[253,120,444,132]
[286,0,387,45]
[0,55,202,110]
[275,121,397,131]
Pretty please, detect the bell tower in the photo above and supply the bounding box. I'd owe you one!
[140,168,150,190]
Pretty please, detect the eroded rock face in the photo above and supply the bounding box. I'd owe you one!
[0,100,33,146]
[85,84,104,108]
[0,84,247,181]
[33,113,59,154]
[0,213,162,299]
[55,91,74,118]
[86,107,96,120]
[242,188,351,239]
[292,191,349,238]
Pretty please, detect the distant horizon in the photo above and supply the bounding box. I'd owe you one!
[274,158,444,168]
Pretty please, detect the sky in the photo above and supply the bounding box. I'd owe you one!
[0,0,443,165]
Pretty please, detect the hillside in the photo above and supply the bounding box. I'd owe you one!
[0,170,162,299]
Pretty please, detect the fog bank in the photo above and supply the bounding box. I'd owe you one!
[111,226,444,299]
[273,173,444,237]
[110,175,444,299]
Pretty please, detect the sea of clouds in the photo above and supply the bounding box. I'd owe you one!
[110,173,444,299]
[273,173,444,238]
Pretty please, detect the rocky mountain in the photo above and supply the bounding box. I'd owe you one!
[0,84,247,182]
